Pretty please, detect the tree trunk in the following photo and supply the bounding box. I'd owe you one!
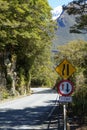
[26,71,31,93]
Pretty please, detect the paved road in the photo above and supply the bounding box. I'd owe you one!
[0,88,58,130]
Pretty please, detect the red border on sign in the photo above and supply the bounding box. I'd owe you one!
[57,80,74,96]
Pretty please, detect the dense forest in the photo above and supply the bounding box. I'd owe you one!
[54,40,87,123]
[0,0,57,98]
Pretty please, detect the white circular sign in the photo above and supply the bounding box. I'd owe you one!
[58,80,74,96]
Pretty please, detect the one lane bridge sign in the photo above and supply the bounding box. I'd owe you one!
[55,59,76,79]
[57,80,74,96]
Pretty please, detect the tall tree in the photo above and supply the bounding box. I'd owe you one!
[0,0,56,95]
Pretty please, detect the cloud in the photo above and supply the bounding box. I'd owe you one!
[51,6,63,20]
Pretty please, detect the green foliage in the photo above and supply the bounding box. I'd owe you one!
[31,46,57,87]
[0,87,9,99]
[18,68,26,94]
[55,40,87,118]
[73,85,87,116]
[6,74,13,90]
[0,0,56,94]
[2,90,9,99]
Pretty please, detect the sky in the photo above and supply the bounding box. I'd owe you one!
[48,0,73,8]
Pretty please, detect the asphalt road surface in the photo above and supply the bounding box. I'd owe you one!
[0,88,58,130]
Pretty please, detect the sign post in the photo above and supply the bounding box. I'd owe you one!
[55,58,76,130]
[58,79,74,130]
[64,104,67,130]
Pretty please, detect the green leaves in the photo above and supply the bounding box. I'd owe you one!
[0,0,9,11]
[55,40,87,117]
[0,0,56,92]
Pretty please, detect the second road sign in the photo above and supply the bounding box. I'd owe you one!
[57,80,74,96]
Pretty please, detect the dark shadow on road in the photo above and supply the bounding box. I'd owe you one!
[0,99,57,130]
[0,101,81,130]
[32,88,57,94]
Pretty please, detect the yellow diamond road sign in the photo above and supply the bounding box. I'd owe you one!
[55,59,76,79]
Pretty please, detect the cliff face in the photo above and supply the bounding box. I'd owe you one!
[52,9,87,48]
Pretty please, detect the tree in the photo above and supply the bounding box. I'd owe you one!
[0,0,56,96]
[31,45,57,87]
[63,0,87,33]
[55,40,87,121]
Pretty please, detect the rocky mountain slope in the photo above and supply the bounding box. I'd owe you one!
[52,6,87,49]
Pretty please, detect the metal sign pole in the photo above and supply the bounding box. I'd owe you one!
[55,58,76,130]
[64,104,67,130]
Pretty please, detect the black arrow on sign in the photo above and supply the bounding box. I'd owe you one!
[62,64,65,75]
[67,64,69,76]
[66,83,70,92]
[62,64,69,76]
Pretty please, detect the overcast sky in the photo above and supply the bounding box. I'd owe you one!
[48,0,73,8]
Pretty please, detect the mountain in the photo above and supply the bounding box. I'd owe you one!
[52,5,87,49]
[51,6,62,20]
